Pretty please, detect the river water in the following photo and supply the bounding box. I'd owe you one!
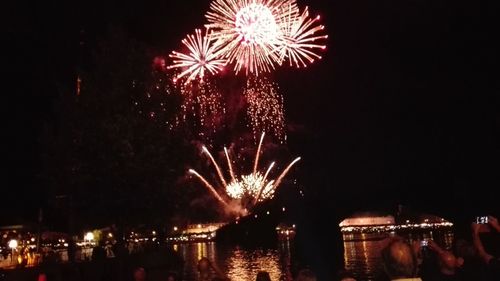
[171,229,454,281]
[172,240,293,281]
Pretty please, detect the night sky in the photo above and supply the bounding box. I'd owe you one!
[4,0,497,225]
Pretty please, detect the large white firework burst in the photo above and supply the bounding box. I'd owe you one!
[205,0,300,75]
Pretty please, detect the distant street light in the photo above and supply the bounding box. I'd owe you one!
[84,232,94,245]
[8,239,18,249]
[8,239,17,262]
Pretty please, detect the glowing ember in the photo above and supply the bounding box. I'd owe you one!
[177,80,225,141]
[189,132,300,214]
[244,76,286,143]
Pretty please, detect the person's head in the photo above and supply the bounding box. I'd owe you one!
[438,252,464,275]
[256,271,271,281]
[198,257,211,273]
[295,269,317,281]
[133,267,146,281]
[381,240,418,280]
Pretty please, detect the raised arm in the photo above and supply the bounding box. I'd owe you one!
[471,222,494,264]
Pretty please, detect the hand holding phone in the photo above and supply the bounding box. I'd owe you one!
[420,239,430,258]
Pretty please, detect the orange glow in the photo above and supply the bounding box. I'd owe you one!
[226,249,282,281]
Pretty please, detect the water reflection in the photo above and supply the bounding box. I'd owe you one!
[227,249,281,280]
[342,230,454,281]
[343,233,386,281]
[172,241,291,281]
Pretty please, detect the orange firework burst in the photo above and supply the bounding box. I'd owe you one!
[189,133,300,214]
[168,28,227,83]
[205,0,300,75]
[244,76,286,143]
[277,6,328,68]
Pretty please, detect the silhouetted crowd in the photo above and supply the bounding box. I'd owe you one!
[126,216,498,281]
[336,216,499,281]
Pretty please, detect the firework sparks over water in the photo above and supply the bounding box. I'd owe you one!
[244,77,286,143]
[277,6,328,68]
[189,132,300,214]
[168,28,227,84]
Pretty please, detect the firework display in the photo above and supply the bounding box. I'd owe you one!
[277,6,328,68]
[206,0,300,75]
[175,80,225,141]
[189,133,300,213]
[168,0,327,77]
[159,0,327,216]
[244,76,286,142]
[168,28,227,84]
[160,0,327,143]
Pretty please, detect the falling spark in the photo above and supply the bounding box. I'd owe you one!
[177,80,225,140]
[168,28,227,83]
[189,133,300,213]
[134,68,182,130]
[244,77,286,143]
[277,6,328,68]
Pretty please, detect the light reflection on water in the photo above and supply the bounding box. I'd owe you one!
[171,230,453,280]
[343,230,454,281]
[343,233,387,281]
[172,241,292,281]
[227,249,281,281]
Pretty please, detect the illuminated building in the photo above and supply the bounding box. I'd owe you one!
[339,212,453,234]
[167,223,226,243]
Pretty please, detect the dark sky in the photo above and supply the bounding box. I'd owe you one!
[3,0,497,224]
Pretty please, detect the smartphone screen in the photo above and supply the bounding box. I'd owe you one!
[476,216,489,224]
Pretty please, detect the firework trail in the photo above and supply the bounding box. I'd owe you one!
[189,133,300,213]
